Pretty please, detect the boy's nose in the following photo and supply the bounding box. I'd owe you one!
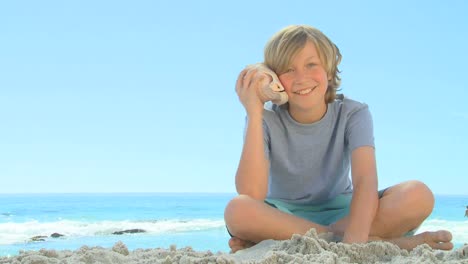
[293,70,307,83]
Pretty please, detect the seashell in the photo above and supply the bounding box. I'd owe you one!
[246,63,288,105]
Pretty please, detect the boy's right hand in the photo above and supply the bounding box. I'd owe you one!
[235,67,267,118]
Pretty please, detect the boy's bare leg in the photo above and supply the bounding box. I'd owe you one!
[226,181,453,252]
[330,180,453,250]
[224,194,329,252]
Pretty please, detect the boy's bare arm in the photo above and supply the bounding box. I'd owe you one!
[234,68,270,200]
[235,114,269,200]
[344,146,379,243]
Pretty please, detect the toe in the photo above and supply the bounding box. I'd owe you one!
[436,230,452,242]
[437,242,454,250]
[428,230,453,243]
[228,237,236,248]
[229,237,248,253]
[229,237,242,247]
[424,231,454,250]
[429,241,453,250]
[228,237,257,253]
[229,246,242,254]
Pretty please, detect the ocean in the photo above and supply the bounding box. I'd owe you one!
[0,193,467,257]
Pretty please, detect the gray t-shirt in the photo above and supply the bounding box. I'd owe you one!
[261,94,374,205]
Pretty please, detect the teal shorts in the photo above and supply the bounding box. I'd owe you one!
[226,189,417,237]
[265,189,417,236]
[264,191,368,226]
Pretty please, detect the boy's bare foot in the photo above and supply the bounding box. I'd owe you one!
[228,237,256,253]
[229,230,452,254]
[384,230,453,250]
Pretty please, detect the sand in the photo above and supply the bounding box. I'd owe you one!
[1,230,467,264]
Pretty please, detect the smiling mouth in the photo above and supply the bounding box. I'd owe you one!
[294,86,317,95]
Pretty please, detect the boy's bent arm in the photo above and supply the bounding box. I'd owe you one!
[344,146,379,243]
[235,113,269,200]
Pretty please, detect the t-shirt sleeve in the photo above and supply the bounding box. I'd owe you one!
[345,104,375,151]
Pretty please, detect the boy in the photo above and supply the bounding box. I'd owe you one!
[224,25,453,252]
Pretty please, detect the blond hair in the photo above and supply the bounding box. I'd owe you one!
[264,25,342,103]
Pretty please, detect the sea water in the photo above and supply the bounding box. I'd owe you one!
[0,193,466,257]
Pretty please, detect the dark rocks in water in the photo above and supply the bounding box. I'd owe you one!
[50,233,64,238]
[30,236,48,242]
[112,229,146,235]
[30,233,64,242]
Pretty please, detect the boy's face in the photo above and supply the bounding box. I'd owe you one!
[278,41,329,116]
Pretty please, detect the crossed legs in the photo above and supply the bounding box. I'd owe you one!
[224,180,453,253]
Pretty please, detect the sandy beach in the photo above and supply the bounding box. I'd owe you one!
[1,229,466,264]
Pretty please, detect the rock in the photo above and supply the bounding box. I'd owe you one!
[30,235,48,242]
[50,232,64,238]
[112,229,146,235]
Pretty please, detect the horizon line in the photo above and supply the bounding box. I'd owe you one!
[0,191,466,197]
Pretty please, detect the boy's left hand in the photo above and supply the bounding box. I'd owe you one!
[343,230,368,244]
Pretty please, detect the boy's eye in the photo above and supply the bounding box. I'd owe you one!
[286,68,294,73]
[307,63,316,68]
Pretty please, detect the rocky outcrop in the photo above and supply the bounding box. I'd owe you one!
[51,233,64,238]
[30,233,65,242]
[30,235,48,242]
[112,229,146,235]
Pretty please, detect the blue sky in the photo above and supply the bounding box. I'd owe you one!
[0,1,467,195]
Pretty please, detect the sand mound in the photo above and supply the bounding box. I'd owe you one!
[1,230,467,263]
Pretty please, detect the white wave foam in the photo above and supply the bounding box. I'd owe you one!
[418,219,468,244]
[0,219,225,245]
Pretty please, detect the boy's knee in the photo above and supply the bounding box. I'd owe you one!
[404,180,434,217]
[224,195,259,234]
[224,195,256,223]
